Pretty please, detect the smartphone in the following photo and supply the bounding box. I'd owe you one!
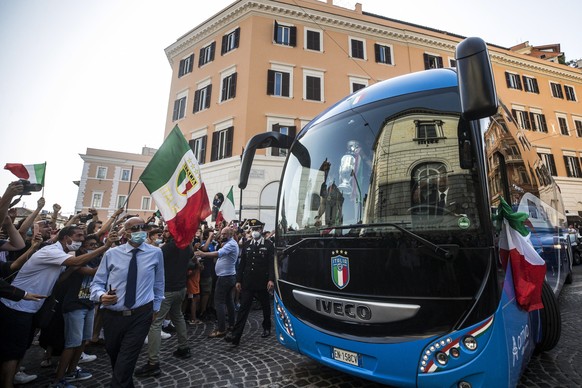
[33,223,40,237]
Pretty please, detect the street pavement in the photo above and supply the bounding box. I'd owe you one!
[19,265,582,387]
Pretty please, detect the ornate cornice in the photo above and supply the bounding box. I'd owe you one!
[165,0,580,82]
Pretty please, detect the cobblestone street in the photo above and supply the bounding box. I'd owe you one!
[19,265,582,387]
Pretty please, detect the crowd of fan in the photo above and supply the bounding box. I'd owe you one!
[0,180,274,387]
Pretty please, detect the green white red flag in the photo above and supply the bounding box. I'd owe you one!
[497,198,546,312]
[140,126,211,249]
[215,186,236,226]
[4,162,46,185]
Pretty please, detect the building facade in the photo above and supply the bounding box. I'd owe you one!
[162,0,582,229]
[75,147,157,221]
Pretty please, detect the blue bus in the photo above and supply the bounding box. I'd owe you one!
[239,38,572,387]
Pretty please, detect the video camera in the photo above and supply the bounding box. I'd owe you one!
[18,179,43,195]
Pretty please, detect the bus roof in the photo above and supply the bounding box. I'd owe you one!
[307,68,458,129]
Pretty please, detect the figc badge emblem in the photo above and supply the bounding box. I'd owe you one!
[331,250,350,289]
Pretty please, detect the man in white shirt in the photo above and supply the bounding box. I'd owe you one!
[0,225,115,388]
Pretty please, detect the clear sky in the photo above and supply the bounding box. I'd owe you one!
[1,0,580,216]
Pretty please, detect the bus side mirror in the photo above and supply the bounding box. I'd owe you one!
[456,37,498,120]
[239,132,294,189]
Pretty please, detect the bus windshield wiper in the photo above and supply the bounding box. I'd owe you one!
[321,222,453,259]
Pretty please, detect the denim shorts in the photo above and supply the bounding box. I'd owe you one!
[63,308,94,348]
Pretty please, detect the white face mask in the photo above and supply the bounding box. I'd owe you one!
[67,240,82,251]
[251,231,262,240]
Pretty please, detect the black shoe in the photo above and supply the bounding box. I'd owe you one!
[162,323,176,334]
[261,329,271,338]
[173,347,191,359]
[135,363,161,377]
[224,333,234,343]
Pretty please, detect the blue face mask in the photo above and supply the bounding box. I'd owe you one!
[130,231,147,245]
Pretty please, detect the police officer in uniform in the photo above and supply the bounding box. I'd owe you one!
[225,219,274,347]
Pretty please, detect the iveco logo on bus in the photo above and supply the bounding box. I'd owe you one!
[331,250,350,289]
[315,297,372,321]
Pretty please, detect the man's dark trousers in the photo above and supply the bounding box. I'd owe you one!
[231,288,271,341]
[103,305,152,388]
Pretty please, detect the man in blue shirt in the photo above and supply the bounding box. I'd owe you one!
[196,226,238,338]
[90,217,164,388]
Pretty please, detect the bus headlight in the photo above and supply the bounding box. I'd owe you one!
[435,351,448,365]
[463,335,477,351]
[275,294,295,338]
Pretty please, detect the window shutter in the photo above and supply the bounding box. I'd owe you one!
[540,114,547,132]
[178,59,185,77]
[267,70,275,95]
[564,156,572,177]
[221,34,228,55]
[436,56,443,68]
[205,85,212,109]
[288,125,296,139]
[511,109,517,122]
[533,78,539,93]
[221,77,228,101]
[374,44,380,62]
[529,112,536,130]
[290,26,297,47]
[198,48,204,67]
[274,21,279,42]
[549,155,557,176]
[522,75,528,91]
[515,75,522,90]
[200,135,207,164]
[225,127,234,158]
[193,89,201,113]
[208,42,215,61]
[523,111,531,129]
[172,99,179,121]
[188,54,194,72]
[282,72,290,97]
[211,132,219,161]
[423,54,430,70]
[234,27,240,49]
[505,72,511,88]
[230,73,237,98]
[272,124,281,156]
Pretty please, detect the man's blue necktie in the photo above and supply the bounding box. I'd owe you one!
[125,248,139,309]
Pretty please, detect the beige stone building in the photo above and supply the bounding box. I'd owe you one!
[75,147,157,221]
[160,0,582,229]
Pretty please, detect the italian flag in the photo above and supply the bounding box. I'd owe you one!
[215,186,236,226]
[497,198,546,312]
[4,162,46,185]
[140,126,211,249]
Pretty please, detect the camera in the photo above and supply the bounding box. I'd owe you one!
[79,213,93,223]
[18,179,42,195]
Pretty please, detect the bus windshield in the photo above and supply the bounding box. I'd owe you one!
[278,88,483,242]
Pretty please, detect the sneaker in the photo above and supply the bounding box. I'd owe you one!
[13,371,37,384]
[40,359,53,368]
[161,331,171,339]
[134,362,161,378]
[64,367,92,382]
[78,352,97,364]
[48,379,76,388]
[173,347,191,359]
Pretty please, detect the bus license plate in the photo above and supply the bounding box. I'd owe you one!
[332,347,360,366]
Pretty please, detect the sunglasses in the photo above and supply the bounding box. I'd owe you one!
[129,224,147,232]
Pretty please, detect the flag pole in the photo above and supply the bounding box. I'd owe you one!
[239,187,243,222]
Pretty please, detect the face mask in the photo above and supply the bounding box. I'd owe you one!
[130,231,147,245]
[67,240,82,251]
[155,239,163,245]
[252,231,262,240]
